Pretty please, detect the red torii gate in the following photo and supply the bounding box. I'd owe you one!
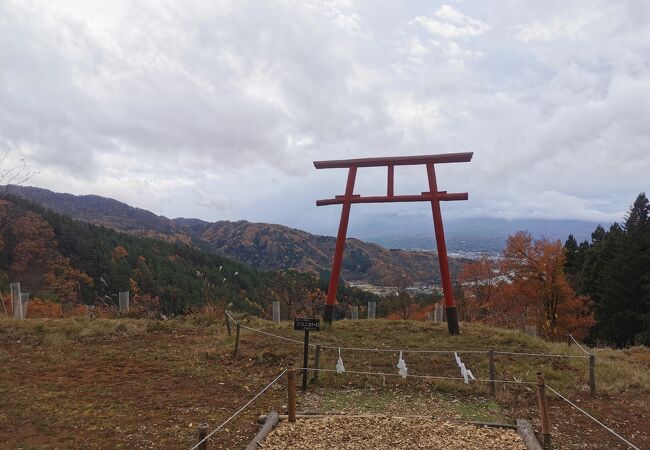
[314,152,473,335]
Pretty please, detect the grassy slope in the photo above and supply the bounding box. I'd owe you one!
[0,317,648,449]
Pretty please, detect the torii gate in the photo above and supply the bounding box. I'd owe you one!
[314,152,473,335]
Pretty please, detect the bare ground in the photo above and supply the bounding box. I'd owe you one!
[0,317,648,449]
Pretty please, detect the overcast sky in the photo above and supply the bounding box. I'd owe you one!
[1,0,648,235]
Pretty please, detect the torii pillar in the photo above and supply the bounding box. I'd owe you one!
[314,153,473,335]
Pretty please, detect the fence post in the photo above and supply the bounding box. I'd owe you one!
[488,350,496,396]
[118,291,130,314]
[0,293,7,316]
[287,362,296,423]
[234,323,241,359]
[10,282,22,320]
[198,423,208,450]
[225,311,232,337]
[589,354,596,396]
[536,372,551,450]
[272,301,281,323]
[311,344,321,384]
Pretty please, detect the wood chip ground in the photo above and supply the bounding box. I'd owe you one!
[262,416,527,449]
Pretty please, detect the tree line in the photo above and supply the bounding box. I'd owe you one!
[456,193,648,347]
[0,195,378,317]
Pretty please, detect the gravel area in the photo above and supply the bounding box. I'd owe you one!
[262,416,527,449]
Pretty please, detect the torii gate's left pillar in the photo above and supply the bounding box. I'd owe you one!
[323,166,357,324]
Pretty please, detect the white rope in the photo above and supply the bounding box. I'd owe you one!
[189,369,287,450]
[298,367,537,385]
[569,334,593,356]
[238,323,306,345]
[495,351,589,359]
[546,385,640,450]
[227,312,587,359]
[320,345,489,354]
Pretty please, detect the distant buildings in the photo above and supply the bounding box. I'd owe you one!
[348,281,442,297]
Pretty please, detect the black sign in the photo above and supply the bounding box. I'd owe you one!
[293,318,320,331]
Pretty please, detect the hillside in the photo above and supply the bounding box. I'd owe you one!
[6,185,466,285]
[0,196,377,314]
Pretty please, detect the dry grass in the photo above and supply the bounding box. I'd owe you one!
[243,318,650,396]
[1,315,648,449]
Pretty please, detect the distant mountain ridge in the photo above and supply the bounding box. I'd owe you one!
[6,185,464,285]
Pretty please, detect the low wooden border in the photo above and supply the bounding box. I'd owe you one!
[252,412,543,450]
[244,410,280,450]
[516,419,543,450]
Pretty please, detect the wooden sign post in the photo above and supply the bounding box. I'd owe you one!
[294,318,320,392]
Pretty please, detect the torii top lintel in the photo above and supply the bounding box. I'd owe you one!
[314,152,473,207]
[313,152,473,169]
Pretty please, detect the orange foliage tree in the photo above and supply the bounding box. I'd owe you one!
[457,256,501,321]
[5,209,94,307]
[458,231,595,340]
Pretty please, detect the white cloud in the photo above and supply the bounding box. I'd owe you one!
[411,5,488,39]
[0,0,648,232]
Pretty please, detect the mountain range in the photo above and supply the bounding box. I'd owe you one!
[6,185,465,286]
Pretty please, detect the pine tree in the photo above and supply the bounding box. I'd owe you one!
[593,193,650,346]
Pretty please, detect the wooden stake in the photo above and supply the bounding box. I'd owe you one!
[536,372,551,450]
[589,354,596,396]
[197,423,208,450]
[287,362,296,423]
[311,345,321,384]
[234,323,241,359]
[0,293,7,316]
[225,311,232,337]
[488,349,496,397]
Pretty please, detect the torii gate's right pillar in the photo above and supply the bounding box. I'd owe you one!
[427,163,459,335]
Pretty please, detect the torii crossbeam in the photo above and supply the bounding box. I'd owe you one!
[314,152,473,335]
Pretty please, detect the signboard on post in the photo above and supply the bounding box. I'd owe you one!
[293,318,320,393]
[293,318,320,331]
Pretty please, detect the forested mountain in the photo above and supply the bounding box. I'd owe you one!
[6,185,465,285]
[0,196,378,316]
[564,193,650,347]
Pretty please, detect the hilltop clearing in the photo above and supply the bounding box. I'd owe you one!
[1,317,647,449]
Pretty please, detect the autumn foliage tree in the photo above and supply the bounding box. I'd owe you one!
[457,256,500,321]
[458,231,595,340]
[2,206,93,307]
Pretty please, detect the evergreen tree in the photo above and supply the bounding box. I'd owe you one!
[592,194,650,346]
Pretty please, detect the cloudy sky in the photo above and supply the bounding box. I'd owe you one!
[1,0,648,235]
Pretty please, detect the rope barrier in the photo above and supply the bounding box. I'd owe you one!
[223,312,637,449]
[320,345,489,354]
[296,367,538,385]
[568,334,593,356]
[239,323,306,345]
[189,369,286,450]
[546,385,640,450]
[494,350,589,359]
[226,312,590,360]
